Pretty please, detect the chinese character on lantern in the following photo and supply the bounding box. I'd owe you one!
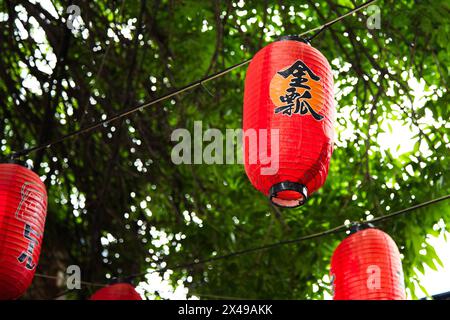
[274,60,324,120]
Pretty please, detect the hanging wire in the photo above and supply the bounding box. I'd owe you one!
[9,58,250,159]
[10,0,377,160]
[306,0,378,41]
[34,194,450,289]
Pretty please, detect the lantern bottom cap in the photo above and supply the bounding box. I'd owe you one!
[269,181,308,208]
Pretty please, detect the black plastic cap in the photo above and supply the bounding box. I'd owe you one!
[269,181,308,208]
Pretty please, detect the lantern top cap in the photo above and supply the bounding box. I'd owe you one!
[276,35,311,45]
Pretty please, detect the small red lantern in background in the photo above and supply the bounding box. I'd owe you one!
[90,283,142,300]
[243,36,335,208]
[330,225,406,300]
[0,162,48,300]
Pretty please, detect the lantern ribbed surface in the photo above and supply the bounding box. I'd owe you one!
[330,228,406,300]
[0,163,47,300]
[90,283,142,300]
[243,37,334,208]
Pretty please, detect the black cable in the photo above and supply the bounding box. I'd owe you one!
[10,59,251,159]
[369,194,450,224]
[34,193,450,287]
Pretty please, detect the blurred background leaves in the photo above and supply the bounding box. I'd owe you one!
[0,0,448,299]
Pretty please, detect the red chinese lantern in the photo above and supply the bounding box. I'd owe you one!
[243,36,334,208]
[330,226,406,300]
[0,162,48,300]
[90,283,142,300]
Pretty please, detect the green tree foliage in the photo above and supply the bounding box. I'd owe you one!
[0,0,449,299]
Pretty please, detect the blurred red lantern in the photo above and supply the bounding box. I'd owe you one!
[90,283,142,300]
[243,36,334,208]
[0,162,47,300]
[330,226,406,300]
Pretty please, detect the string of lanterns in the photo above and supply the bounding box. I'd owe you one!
[0,0,443,301]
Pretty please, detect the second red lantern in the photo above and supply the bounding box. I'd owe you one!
[243,36,335,208]
[330,226,406,300]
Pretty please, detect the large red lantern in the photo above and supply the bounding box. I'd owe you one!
[330,226,406,300]
[90,283,142,300]
[0,162,48,299]
[243,36,334,208]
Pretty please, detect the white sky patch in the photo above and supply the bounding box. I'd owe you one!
[378,120,417,157]
[100,233,117,246]
[201,19,209,33]
[21,73,42,95]
[119,18,137,40]
[29,0,59,18]
[415,232,450,298]
[14,3,57,79]
[377,72,442,158]
[0,12,8,22]
[107,27,120,42]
